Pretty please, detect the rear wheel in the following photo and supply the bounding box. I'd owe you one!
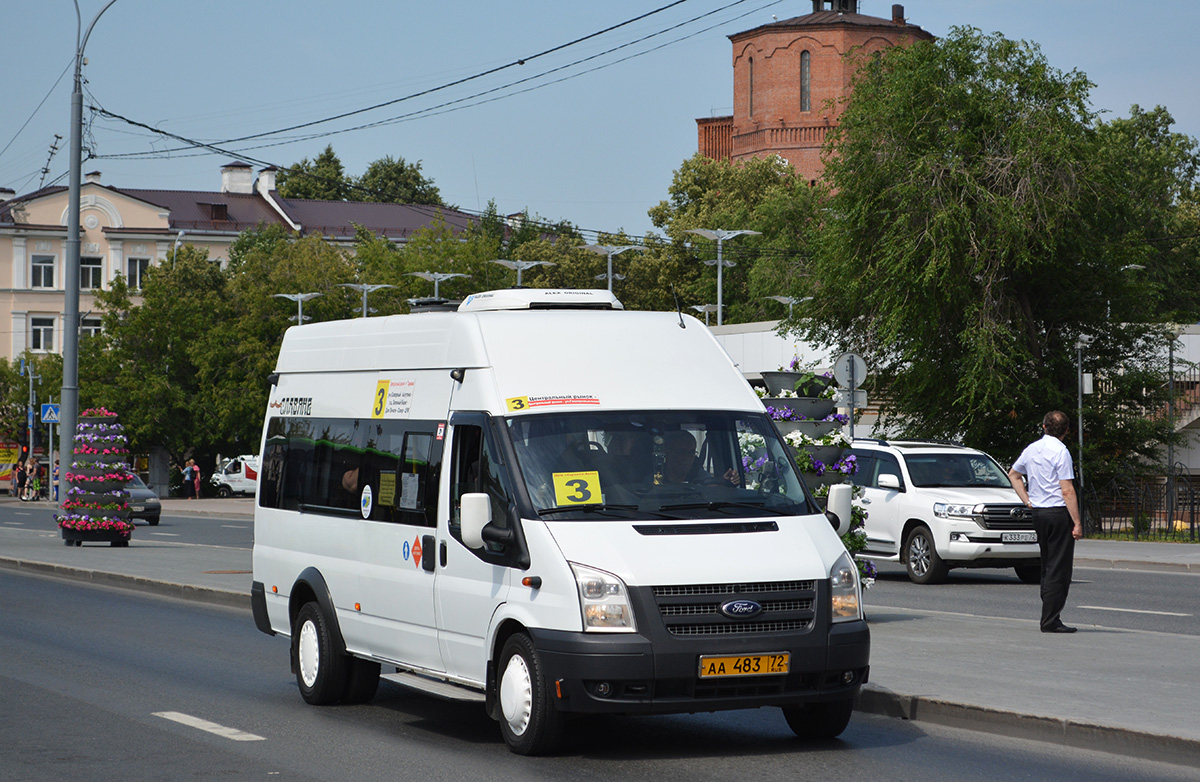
[292,601,347,705]
[1015,565,1041,584]
[496,633,564,755]
[782,698,854,739]
[905,525,949,584]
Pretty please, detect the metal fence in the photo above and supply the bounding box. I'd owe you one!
[1086,465,1199,542]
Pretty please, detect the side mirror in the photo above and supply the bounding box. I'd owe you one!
[878,473,901,491]
[460,493,491,549]
[825,483,853,536]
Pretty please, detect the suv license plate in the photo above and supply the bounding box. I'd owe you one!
[1002,532,1037,543]
[698,652,789,678]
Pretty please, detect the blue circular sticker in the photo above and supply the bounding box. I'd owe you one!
[360,485,373,519]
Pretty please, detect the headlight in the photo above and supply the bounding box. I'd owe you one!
[830,551,862,623]
[570,563,637,633]
[934,502,977,518]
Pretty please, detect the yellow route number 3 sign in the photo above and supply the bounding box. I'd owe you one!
[552,471,602,506]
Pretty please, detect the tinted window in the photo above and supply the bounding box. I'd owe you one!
[259,416,442,526]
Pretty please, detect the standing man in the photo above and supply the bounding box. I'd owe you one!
[1008,410,1084,633]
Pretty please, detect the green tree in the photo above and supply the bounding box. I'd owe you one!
[354,155,443,205]
[277,145,350,201]
[797,27,1199,474]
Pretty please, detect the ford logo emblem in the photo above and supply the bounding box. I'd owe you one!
[719,600,763,619]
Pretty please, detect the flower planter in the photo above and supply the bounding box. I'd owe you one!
[802,470,848,488]
[763,397,836,421]
[761,371,804,396]
[61,526,131,547]
[805,445,846,466]
[775,419,841,438]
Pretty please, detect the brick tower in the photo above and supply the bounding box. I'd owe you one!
[697,1,932,184]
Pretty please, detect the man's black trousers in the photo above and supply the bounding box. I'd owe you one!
[1032,506,1075,630]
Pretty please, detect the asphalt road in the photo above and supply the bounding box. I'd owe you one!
[3,569,1196,782]
[864,561,1200,636]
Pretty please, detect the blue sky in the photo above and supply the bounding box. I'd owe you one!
[3,1,1197,241]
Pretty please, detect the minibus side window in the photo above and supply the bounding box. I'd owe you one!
[450,424,512,552]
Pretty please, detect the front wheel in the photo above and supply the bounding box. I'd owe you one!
[1015,565,1041,584]
[496,633,564,755]
[782,698,854,740]
[905,525,949,584]
[292,602,347,705]
[216,485,232,498]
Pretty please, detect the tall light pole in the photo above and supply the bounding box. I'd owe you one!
[274,292,322,323]
[338,283,394,317]
[583,244,642,292]
[491,259,554,287]
[407,271,469,299]
[1076,335,1093,497]
[764,295,812,319]
[60,0,121,506]
[690,304,719,326]
[685,229,759,326]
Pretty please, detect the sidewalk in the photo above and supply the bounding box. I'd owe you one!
[1,497,1197,766]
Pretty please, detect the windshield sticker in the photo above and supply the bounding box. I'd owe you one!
[552,471,603,506]
[360,484,373,519]
[372,378,415,418]
[507,394,600,412]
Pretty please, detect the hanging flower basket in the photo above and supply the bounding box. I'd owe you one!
[762,397,836,421]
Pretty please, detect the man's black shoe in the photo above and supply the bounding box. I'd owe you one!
[1042,624,1077,633]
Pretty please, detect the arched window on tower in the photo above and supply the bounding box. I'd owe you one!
[800,51,811,112]
[749,57,755,117]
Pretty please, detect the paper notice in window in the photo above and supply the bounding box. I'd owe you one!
[379,472,396,507]
[400,473,420,509]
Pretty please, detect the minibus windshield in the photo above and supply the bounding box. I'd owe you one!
[505,411,816,521]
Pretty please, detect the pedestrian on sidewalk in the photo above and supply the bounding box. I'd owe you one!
[181,460,194,499]
[1008,410,1084,634]
[192,459,202,499]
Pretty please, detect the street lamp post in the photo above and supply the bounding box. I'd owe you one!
[690,304,719,326]
[491,259,554,287]
[764,295,812,319]
[583,245,642,292]
[60,0,121,506]
[1076,335,1093,499]
[274,292,322,323]
[338,283,394,317]
[685,229,760,326]
[407,271,469,300]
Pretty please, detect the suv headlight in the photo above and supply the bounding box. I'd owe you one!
[830,551,862,623]
[934,502,978,518]
[570,563,637,633]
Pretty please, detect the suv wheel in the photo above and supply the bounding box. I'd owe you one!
[905,525,949,584]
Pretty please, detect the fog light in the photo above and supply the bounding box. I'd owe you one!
[842,670,855,684]
[595,682,612,697]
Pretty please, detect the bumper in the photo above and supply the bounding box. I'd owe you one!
[944,535,1039,564]
[528,620,869,715]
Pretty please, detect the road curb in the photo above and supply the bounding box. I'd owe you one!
[857,685,1200,767]
[0,556,249,611]
[1075,557,1197,574]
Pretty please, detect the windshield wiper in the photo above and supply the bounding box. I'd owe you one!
[537,503,640,517]
[656,500,787,516]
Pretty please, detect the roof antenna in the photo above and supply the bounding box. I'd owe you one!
[671,285,685,328]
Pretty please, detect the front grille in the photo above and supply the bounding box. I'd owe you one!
[974,504,1034,530]
[651,580,817,638]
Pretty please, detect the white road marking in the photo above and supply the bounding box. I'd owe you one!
[1077,605,1192,617]
[221,525,248,529]
[150,532,180,537]
[153,711,265,741]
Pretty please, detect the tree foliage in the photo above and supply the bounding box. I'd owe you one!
[277,145,445,205]
[795,27,1200,474]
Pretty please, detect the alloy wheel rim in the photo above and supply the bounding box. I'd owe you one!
[298,620,319,688]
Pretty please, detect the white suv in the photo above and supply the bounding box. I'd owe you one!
[847,440,1039,584]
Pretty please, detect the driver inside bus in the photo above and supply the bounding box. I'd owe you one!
[658,430,740,486]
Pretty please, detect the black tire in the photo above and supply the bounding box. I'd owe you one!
[148,516,160,527]
[292,601,347,705]
[1015,565,1041,584]
[217,485,232,498]
[342,658,381,704]
[904,525,949,584]
[496,633,564,755]
[782,698,854,739]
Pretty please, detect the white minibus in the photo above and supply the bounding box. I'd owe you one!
[251,288,868,754]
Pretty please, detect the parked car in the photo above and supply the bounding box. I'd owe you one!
[847,440,1038,584]
[210,454,259,498]
[127,474,161,526]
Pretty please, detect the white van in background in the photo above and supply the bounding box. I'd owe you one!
[250,288,869,755]
[210,454,259,497]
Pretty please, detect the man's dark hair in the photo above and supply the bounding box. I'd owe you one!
[1043,410,1069,438]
